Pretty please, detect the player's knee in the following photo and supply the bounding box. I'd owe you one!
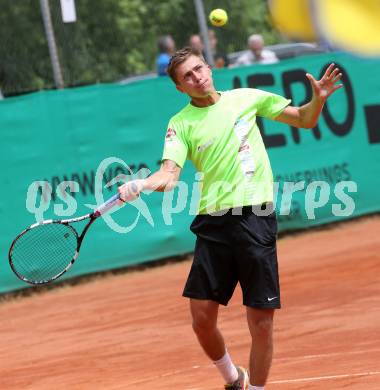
[192,313,216,336]
[255,317,273,336]
[249,315,273,338]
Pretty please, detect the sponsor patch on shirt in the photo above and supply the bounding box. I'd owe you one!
[197,137,216,152]
[238,143,250,152]
[165,128,176,140]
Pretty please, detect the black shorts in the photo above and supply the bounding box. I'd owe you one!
[183,205,281,309]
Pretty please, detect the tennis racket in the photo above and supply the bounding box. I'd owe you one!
[9,193,122,285]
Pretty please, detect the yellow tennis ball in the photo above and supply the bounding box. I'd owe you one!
[209,9,228,27]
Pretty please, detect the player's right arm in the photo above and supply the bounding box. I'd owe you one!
[118,159,181,202]
[144,159,182,192]
[119,117,187,203]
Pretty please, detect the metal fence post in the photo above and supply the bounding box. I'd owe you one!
[39,0,64,89]
[193,0,214,67]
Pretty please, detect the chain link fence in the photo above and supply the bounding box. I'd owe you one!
[0,0,285,97]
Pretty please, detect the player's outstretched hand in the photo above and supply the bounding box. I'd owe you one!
[306,63,343,101]
[118,180,145,202]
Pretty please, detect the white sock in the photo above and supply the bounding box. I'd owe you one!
[248,385,264,390]
[213,351,239,383]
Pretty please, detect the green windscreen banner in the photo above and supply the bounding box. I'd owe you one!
[1,52,379,292]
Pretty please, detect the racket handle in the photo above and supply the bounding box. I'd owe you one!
[94,193,122,217]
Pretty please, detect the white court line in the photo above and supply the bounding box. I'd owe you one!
[269,371,380,384]
[184,371,380,390]
[275,348,380,362]
[125,350,380,386]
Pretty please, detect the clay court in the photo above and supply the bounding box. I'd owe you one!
[1,216,379,389]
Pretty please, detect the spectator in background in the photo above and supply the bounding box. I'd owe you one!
[235,34,279,66]
[156,35,176,76]
[208,29,229,68]
[189,34,205,56]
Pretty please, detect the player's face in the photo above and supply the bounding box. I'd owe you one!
[175,55,215,98]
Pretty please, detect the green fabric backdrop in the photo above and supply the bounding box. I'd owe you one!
[1,52,379,292]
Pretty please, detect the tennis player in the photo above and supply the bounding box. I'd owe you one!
[118,47,342,390]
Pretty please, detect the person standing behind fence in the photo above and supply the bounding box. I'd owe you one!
[156,35,176,76]
[189,34,205,57]
[235,34,279,66]
[208,29,229,68]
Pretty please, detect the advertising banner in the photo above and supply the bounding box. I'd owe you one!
[1,52,379,292]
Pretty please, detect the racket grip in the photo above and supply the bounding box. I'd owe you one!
[94,193,121,216]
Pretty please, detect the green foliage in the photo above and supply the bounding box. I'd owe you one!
[204,0,284,52]
[0,0,53,95]
[0,0,284,96]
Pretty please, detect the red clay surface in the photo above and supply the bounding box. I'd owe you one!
[1,216,379,389]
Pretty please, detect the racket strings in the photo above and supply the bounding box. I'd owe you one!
[10,223,78,283]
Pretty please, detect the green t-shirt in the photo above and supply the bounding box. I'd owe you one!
[162,88,291,214]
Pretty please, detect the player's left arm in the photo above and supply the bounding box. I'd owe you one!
[274,63,343,129]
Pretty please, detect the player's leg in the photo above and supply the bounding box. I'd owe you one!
[185,214,244,386]
[185,214,237,360]
[234,206,281,389]
[189,298,224,360]
[190,298,244,386]
[246,308,275,387]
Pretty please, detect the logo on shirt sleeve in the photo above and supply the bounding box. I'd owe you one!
[165,128,177,140]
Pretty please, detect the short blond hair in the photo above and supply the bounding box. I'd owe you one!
[167,46,207,84]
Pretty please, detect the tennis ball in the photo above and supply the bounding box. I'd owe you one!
[209,9,228,27]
